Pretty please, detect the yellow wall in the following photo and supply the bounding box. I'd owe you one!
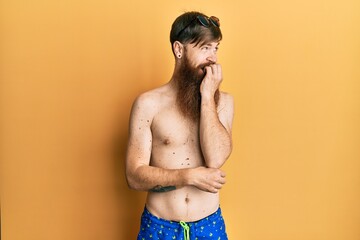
[1,0,360,239]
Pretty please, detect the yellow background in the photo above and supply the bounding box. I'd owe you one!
[1,0,360,239]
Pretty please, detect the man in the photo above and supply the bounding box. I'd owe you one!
[125,11,234,240]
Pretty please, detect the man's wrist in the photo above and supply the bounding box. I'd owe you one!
[201,93,215,102]
[201,95,216,106]
[181,168,192,186]
[201,100,217,114]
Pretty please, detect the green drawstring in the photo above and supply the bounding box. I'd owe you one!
[179,221,190,240]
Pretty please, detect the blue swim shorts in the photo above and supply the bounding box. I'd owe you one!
[137,206,228,240]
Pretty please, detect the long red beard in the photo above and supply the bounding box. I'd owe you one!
[174,55,219,122]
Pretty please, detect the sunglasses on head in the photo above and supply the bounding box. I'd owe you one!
[177,15,220,38]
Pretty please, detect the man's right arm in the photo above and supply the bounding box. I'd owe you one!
[125,94,225,193]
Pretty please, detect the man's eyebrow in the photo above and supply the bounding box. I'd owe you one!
[210,42,220,47]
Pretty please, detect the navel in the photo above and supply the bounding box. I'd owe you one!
[185,195,190,204]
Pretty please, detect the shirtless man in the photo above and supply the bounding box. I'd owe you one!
[125,11,234,240]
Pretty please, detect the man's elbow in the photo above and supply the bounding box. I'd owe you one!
[125,170,142,191]
[125,175,136,190]
[206,148,232,168]
[207,161,224,169]
[206,155,228,169]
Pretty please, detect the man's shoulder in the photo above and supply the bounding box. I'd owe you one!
[132,85,171,110]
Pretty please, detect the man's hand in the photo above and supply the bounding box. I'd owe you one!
[200,64,223,100]
[186,167,226,193]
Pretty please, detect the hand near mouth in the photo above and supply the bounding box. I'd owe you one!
[200,63,223,101]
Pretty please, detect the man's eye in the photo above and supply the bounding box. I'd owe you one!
[201,46,209,50]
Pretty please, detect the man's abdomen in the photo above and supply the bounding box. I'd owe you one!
[145,186,220,222]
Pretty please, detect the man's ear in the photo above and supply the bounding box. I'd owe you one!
[173,41,184,58]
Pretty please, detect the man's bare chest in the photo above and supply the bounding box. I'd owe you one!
[150,108,199,147]
[149,107,204,168]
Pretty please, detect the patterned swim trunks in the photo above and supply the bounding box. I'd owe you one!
[137,206,228,240]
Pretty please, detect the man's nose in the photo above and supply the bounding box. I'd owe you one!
[206,52,217,63]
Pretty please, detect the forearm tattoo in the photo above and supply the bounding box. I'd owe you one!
[150,185,176,192]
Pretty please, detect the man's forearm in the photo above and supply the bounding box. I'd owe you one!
[126,165,189,192]
[200,99,232,168]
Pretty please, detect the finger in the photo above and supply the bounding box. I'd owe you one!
[203,185,216,193]
[217,64,222,80]
[213,182,223,189]
[204,182,219,193]
[211,64,220,81]
[218,177,226,184]
[210,64,217,75]
[204,66,212,76]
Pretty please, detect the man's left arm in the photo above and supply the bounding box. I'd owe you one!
[200,64,234,168]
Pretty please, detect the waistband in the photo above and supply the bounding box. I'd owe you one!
[141,206,223,228]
